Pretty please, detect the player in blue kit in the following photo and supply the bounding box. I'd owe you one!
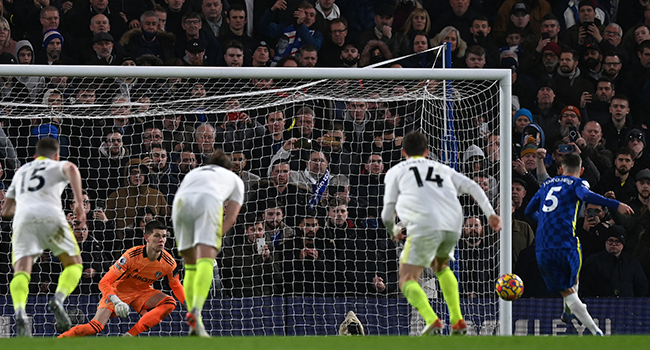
[525,153,633,335]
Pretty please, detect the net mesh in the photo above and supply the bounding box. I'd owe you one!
[0,67,502,336]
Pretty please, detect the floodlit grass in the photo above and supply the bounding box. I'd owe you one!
[2,335,650,350]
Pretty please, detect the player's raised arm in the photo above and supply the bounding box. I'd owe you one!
[62,161,86,227]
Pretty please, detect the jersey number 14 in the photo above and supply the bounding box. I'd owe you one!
[409,166,444,187]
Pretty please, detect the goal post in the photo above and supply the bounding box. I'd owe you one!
[0,64,512,336]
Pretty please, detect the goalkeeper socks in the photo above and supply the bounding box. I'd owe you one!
[128,296,176,336]
[58,320,104,338]
[183,264,196,311]
[401,280,438,325]
[564,293,602,335]
[193,258,214,313]
[55,263,83,302]
[436,267,463,325]
[10,271,30,312]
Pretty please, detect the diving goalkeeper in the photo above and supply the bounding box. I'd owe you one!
[59,221,185,337]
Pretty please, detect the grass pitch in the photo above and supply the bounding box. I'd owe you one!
[2,335,650,350]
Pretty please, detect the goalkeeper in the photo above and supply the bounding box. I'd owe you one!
[381,131,501,336]
[59,221,185,337]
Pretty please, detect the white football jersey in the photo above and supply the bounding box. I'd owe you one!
[383,157,495,234]
[6,157,70,224]
[175,164,245,205]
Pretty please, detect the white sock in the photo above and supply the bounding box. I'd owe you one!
[564,293,602,335]
[564,283,578,314]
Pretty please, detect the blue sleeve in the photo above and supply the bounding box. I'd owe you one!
[259,8,286,40]
[575,185,620,209]
[524,190,541,222]
[295,25,324,49]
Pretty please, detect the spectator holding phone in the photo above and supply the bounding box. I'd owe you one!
[577,203,611,259]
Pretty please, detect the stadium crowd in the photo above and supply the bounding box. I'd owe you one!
[1,0,650,300]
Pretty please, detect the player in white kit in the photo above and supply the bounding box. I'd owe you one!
[172,150,244,337]
[2,138,86,337]
[381,131,502,336]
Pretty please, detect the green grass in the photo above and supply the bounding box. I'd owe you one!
[2,335,650,350]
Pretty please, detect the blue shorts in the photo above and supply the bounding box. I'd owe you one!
[536,248,582,293]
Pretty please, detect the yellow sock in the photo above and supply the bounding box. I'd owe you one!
[193,258,214,313]
[10,272,30,312]
[55,264,83,301]
[401,280,437,325]
[436,267,462,325]
[183,264,196,311]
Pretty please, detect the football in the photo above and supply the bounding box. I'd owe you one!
[495,273,524,301]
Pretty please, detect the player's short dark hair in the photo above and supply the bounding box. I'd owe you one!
[206,149,232,169]
[560,152,582,172]
[35,137,60,158]
[144,220,166,235]
[403,131,428,156]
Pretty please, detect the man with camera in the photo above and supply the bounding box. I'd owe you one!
[561,0,605,50]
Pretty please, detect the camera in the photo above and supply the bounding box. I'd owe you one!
[582,21,593,35]
[95,199,105,210]
[586,208,596,220]
[541,32,550,40]
[558,144,575,153]
[322,136,341,147]
[569,126,578,142]
[294,138,312,149]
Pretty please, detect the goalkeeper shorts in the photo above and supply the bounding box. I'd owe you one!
[98,289,163,316]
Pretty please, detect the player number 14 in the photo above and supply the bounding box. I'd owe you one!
[542,186,562,212]
[409,166,444,188]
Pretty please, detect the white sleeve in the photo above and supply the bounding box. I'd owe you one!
[451,171,496,219]
[227,176,246,205]
[266,147,291,177]
[381,169,399,236]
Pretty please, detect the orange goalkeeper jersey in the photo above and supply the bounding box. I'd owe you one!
[99,245,185,304]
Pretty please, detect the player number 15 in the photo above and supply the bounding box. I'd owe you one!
[542,186,561,212]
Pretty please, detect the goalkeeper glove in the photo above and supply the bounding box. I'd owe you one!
[108,295,130,318]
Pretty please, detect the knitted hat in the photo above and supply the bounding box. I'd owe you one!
[31,124,59,140]
[514,108,533,126]
[625,128,646,147]
[520,137,538,157]
[561,105,582,121]
[43,29,64,49]
[542,42,561,57]
[604,224,626,245]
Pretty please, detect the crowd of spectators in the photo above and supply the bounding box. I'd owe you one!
[1,0,650,299]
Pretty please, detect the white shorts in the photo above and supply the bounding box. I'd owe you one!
[399,230,460,267]
[12,218,79,264]
[173,193,224,252]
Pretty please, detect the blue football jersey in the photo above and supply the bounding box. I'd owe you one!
[527,175,588,250]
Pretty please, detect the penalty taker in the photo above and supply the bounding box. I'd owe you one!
[59,221,185,337]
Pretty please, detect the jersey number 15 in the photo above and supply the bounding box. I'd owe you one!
[19,166,46,193]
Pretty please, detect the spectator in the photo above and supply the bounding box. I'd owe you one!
[146,143,180,204]
[400,7,431,42]
[298,44,318,67]
[248,161,308,223]
[219,219,274,297]
[577,202,611,259]
[524,41,561,83]
[511,203,535,266]
[626,129,650,178]
[317,125,357,175]
[66,190,117,260]
[430,26,467,66]
[250,109,287,176]
[494,0,552,35]
[562,0,606,49]
[431,0,479,45]
[68,220,113,295]
[217,4,257,63]
[131,125,164,159]
[602,52,624,93]
[318,18,349,67]
[464,45,486,68]
[351,153,385,210]
[201,0,225,40]
[159,113,195,161]
[27,6,75,64]
[602,94,633,153]
[13,40,46,102]
[276,213,337,295]
[315,0,340,21]
[358,39,392,67]
[263,199,295,249]
[231,150,260,196]
[86,130,129,199]
[593,147,637,203]
[193,122,216,164]
[223,40,244,67]
[153,5,168,32]
[260,0,324,59]
[182,39,208,66]
[457,215,498,298]
[530,77,563,141]
[554,49,594,109]
[175,12,222,66]
[121,11,175,62]
[174,150,198,181]
[250,40,271,67]
[162,0,194,38]
[586,76,616,125]
[85,32,120,65]
[104,160,169,234]
[218,98,266,152]
[579,120,614,174]
[468,15,500,67]
[342,100,372,152]
[0,17,17,56]
[493,2,537,47]
[581,225,648,297]
[37,29,74,65]
[66,0,127,44]
[357,3,408,59]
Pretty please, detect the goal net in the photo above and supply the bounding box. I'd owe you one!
[0,64,511,337]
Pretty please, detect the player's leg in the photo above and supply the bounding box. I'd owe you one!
[561,287,603,335]
[49,252,83,332]
[58,308,112,338]
[180,247,196,312]
[126,292,176,336]
[11,256,35,337]
[433,230,466,335]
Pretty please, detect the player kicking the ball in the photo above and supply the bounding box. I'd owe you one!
[173,150,244,337]
[525,153,633,336]
[381,131,501,336]
[59,221,185,337]
[2,138,86,337]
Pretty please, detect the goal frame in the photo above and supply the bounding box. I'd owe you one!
[0,64,513,335]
